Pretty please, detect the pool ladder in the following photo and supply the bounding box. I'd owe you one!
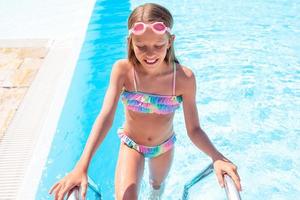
[67,176,101,200]
[66,163,241,200]
[182,163,242,200]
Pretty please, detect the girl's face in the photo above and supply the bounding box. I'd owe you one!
[131,26,173,69]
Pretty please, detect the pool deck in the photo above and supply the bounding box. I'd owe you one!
[0,44,51,141]
[0,0,96,199]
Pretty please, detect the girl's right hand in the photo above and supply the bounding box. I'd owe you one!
[48,168,88,200]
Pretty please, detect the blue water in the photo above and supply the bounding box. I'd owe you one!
[37,0,300,199]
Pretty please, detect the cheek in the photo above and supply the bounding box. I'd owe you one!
[133,48,143,58]
[158,47,168,55]
[132,48,144,62]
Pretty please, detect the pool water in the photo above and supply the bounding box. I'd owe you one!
[36,0,300,199]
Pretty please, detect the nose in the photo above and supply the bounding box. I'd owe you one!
[145,48,156,58]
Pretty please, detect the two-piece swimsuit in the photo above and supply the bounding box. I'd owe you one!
[118,62,183,158]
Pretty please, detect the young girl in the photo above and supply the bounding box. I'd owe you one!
[49,3,242,200]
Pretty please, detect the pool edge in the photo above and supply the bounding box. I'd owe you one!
[0,2,96,199]
[15,38,83,199]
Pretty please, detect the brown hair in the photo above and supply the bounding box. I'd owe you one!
[127,3,179,67]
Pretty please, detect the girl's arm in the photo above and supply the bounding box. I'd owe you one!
[181,67,242,191]
[75,60,126,172]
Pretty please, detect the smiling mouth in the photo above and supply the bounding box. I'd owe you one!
[144,59,158,65]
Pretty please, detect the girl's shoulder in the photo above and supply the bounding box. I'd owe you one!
[113,58,133,74]
[111,59,133,77]
[111,59,136,87]
[177,64,195,81]
[176,64,196,94]
[113,58,132,70]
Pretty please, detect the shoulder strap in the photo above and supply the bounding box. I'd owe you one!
[172,62,176,96]
[133,67,138,92]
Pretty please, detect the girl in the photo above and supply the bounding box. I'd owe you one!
[49,3,242,200]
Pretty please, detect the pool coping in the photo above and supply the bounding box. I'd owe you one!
[0,0,97,198]
[0,38,84,199]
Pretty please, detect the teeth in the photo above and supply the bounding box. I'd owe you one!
[145,59,157,64]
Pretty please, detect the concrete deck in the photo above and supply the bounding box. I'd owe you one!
[0,45,49,141]
[0,0,96,199]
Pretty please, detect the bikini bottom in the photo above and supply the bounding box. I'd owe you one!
[117,127,176,158]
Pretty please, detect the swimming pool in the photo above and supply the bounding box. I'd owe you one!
[36,0,300,199]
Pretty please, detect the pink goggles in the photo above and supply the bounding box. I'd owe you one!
[129,22,172,35]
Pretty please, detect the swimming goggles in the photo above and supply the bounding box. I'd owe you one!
[129,22,172,35]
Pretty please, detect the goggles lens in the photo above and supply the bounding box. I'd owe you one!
[152,22,165,31]
[133,23,145,32]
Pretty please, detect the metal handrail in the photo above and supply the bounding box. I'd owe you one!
[182,163,241,200]
[182,163,214,200]
[67,176,101,200]
[65,164,241,200]
[224,174,242,200]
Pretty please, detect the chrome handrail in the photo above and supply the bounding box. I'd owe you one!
[182,163,241,200]
[224,174,242,200]
[182,163,214,200]
[67,176,101,200]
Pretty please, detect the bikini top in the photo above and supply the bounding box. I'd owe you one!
[121,62,183,115]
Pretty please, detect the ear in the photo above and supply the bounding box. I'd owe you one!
[171,34,176,41]
[167,34,176,49]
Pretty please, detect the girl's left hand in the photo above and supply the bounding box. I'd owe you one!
[213,157,242,191]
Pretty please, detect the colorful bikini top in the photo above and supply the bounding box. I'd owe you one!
[121,62,183,115]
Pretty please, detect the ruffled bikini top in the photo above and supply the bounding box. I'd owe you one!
[121,62,183,115]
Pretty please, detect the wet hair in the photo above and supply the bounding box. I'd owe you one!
[127,3,179,67]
